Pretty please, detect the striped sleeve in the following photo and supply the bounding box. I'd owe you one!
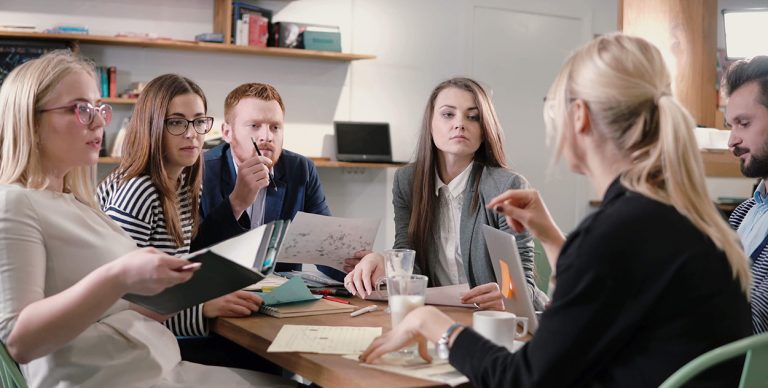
[728,199,768,334]
[101,176,157,247]
[97,174,208,337]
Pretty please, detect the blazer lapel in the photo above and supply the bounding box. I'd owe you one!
[264,159,287,223]
[459,163,483,284]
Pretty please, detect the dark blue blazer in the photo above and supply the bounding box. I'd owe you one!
[193,143,342,279]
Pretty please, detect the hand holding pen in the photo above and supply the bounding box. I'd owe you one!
[227,139,274,218]
[251,137,277,192]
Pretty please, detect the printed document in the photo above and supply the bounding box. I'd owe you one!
[278,212,380,271]
[268,325,382,354]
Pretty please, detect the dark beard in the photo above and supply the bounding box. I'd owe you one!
[741,150,768,178]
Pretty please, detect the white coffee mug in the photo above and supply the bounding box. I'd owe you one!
[472,311,528,351]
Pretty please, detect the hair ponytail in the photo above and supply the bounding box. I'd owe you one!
[548,33,750,294]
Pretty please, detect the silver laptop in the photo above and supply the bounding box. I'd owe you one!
[481,225,539,334]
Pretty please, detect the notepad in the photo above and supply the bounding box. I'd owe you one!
[268,325,382,354]
[254,277,354,318]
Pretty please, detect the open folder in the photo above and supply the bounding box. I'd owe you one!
[255,277,354,318]
[123,222,286,314]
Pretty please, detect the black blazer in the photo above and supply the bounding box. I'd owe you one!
[449,178,751,387]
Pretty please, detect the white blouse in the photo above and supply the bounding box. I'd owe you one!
[433,163,473,285]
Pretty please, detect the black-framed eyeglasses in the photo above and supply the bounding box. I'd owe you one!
[38,102,113,125]
[164,117,214,136]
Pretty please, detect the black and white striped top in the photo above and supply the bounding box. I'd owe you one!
[730,198,768,334]
[97,172,207,337]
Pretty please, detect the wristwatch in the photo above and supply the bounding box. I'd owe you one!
[437,323,463,360]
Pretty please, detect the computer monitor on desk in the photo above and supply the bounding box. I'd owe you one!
[334,121,392,162]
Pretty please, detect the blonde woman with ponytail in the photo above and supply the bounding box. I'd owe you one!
[358,34,752,387]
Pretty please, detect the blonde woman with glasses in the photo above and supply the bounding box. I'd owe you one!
[358,34,752,387]
[0,51,291,387]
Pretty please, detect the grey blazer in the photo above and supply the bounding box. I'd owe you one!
[392,162,548,310]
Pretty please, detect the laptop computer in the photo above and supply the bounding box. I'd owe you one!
[481,225,539,334]
[334,121,392,162]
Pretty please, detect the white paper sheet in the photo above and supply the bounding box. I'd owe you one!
[278,212,380,270]
[267,325,382,354]
[244,274,288,291]
[425,284,475,307]
[343,346,469,387]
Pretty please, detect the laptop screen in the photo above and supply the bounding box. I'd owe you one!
[334,121,392,162]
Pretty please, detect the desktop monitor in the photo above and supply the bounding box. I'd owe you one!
[334,121,392,162]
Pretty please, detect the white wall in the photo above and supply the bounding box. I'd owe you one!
[3,0,743,251]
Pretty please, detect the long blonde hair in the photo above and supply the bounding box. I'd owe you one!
[0,50,98,207]
[545,33,750,293]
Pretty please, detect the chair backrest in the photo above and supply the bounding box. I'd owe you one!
[660,332,768,388]
[0,340,27,388]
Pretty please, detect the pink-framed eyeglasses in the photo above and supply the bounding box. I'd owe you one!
[38,101,113,126]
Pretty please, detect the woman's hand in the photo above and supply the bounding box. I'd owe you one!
[486,189,566,263]
[461,282,505,311]
[360,306,458,364]
[344,252,386,297]
[202,290,264,318]
[111,247,199,295]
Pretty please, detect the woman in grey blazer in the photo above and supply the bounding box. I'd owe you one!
[345,77,548,311]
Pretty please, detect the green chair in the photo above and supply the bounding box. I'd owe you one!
[532,238,552,294]
[0,340,26,388]
[660,332,768,388]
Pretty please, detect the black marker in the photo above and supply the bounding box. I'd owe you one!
[251,137,276,191]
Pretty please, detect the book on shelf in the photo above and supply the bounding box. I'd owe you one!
[231,2,273,45]
[108,66,116,98]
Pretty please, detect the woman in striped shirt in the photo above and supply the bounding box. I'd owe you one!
[97,74,263,338]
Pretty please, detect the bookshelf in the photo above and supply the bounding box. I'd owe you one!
[98,156,405,169]
[102,97,137,105]
[0,31,375,62]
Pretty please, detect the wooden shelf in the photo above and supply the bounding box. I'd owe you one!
[309,158,406,169]
[102,97,137,105]
[0,31,376,61]
[98,156,121,164]
[98,156,405,169]
[701,150,741,178]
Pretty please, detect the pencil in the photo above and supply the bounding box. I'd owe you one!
[251,137,276,191]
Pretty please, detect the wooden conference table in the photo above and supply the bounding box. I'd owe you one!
[211,298,475,387]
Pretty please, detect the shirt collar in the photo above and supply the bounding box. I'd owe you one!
[434,163,473,197]
[754,180,768,205]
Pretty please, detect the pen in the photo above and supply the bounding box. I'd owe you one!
[322,295,350,304]
[350,305,378,317]
[311,288,353,297]
[251,137,276,191]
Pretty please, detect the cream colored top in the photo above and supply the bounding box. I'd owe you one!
[433,163,473,285]
[0,184,290,388]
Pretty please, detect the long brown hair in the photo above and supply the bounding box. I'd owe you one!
[114,74,206,246]
[544,33,750,293]
[408,77,508,272]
